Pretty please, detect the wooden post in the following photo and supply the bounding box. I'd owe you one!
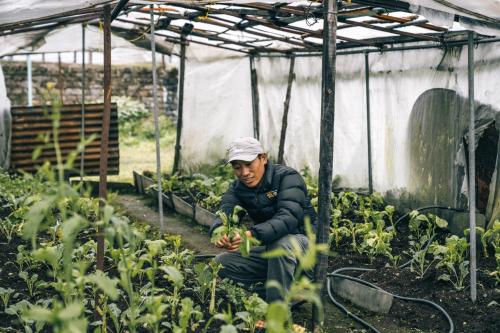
[27,54,32,106]
[313,0,338,328]
[89,50,93,65]
[467,30,477,302]
[98,5,112,273]
[172,36,186,174]
[277,54,295,165]
[249,54,260,139]
[80,24,86,186]
[57,52,64,103]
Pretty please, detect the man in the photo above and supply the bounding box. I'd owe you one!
[210,137,317,303]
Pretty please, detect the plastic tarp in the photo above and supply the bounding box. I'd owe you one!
[180,44,253,170]
[0,63,11,169]
[0,0,111,25]
[180,41,500,220]
[407,0,500,36]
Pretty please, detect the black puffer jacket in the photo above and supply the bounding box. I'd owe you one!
[210,161,317,245]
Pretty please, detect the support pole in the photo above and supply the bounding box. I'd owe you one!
[364,52,373,194]
[27,54,32,106]
[467,30,477,302]
[57,52,64,103]
[249,54,260,139]
[172,36,186,174]
[314,0,337,328]
[98,5,112,273]
[277,54,295,165]
[80,24,86,186]
[150,5,164,230]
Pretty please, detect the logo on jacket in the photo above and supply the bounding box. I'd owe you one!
[266,190,278,199]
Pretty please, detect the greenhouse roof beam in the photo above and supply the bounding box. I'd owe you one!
[166,3,379,49]
[339,17,441,42]
[138,9,318,50]
[373,14,448,32]
[116,17,283,53]
[0,6,104,33]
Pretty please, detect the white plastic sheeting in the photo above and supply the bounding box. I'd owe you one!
[180,44,253,170]
[0,63,11,169]
[181,41,500,196]
[0,0,111,25]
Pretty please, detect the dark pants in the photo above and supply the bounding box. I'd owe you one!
[214,234,309,303]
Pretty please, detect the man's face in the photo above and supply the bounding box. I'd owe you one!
[231,154,268,188]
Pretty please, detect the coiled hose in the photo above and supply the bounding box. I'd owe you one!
[327,267,454,333]
[326,205,463,333]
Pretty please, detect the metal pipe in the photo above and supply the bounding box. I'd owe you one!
[172,37,186,174]
[256,37,500,57]
[98,5,112,273]
[364,52,373,194]
[111,0,130,22]
[467,30,477,303]
[80,23,86,187]
[249,54,260,139]
[26,54,32,106]
[150,5,164,230]
[314,0,338,327]
[278,54,295,165]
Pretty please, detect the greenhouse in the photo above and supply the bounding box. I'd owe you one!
[0,1,499,332]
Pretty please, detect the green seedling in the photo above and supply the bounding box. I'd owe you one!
[0,218,18,243]
[329,209,351,248]
[139,295,168,333]
[431,235,469,290]
[211,205,260,257]
[0,287,15,310]
[23,301,87,333]
[174,297,203,333]
[18,271,43,297]
[236,293,268,333]
[361,219,394,263]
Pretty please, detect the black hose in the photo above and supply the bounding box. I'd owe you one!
[327,267,454,333]
[394,205,466,227]
[326,274,382,333]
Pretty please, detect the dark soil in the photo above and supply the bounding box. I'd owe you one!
[328,239,500,333]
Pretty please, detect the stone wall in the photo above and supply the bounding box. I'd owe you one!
[1,61,178,119]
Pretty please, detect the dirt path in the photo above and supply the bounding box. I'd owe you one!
[115,194,223,256]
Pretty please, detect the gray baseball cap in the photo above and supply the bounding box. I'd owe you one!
[227,137,264,163]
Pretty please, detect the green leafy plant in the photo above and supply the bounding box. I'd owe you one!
[174,297,203,333]
[236,293,268,333]
[361,219,394,263]
[431,235,469,290]
[0,287,15,310]
[23,301,87,333]
[0,217,18,243]
[19,271,43,297]
[329,209,351,248]
[211,205,260,257]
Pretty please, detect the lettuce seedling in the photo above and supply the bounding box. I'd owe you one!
[211,205,260,257]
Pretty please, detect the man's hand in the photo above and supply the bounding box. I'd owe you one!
[215,231,253,253]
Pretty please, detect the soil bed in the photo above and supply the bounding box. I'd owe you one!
[328,239,500,333]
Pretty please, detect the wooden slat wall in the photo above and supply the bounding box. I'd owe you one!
[11,103,119,176]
